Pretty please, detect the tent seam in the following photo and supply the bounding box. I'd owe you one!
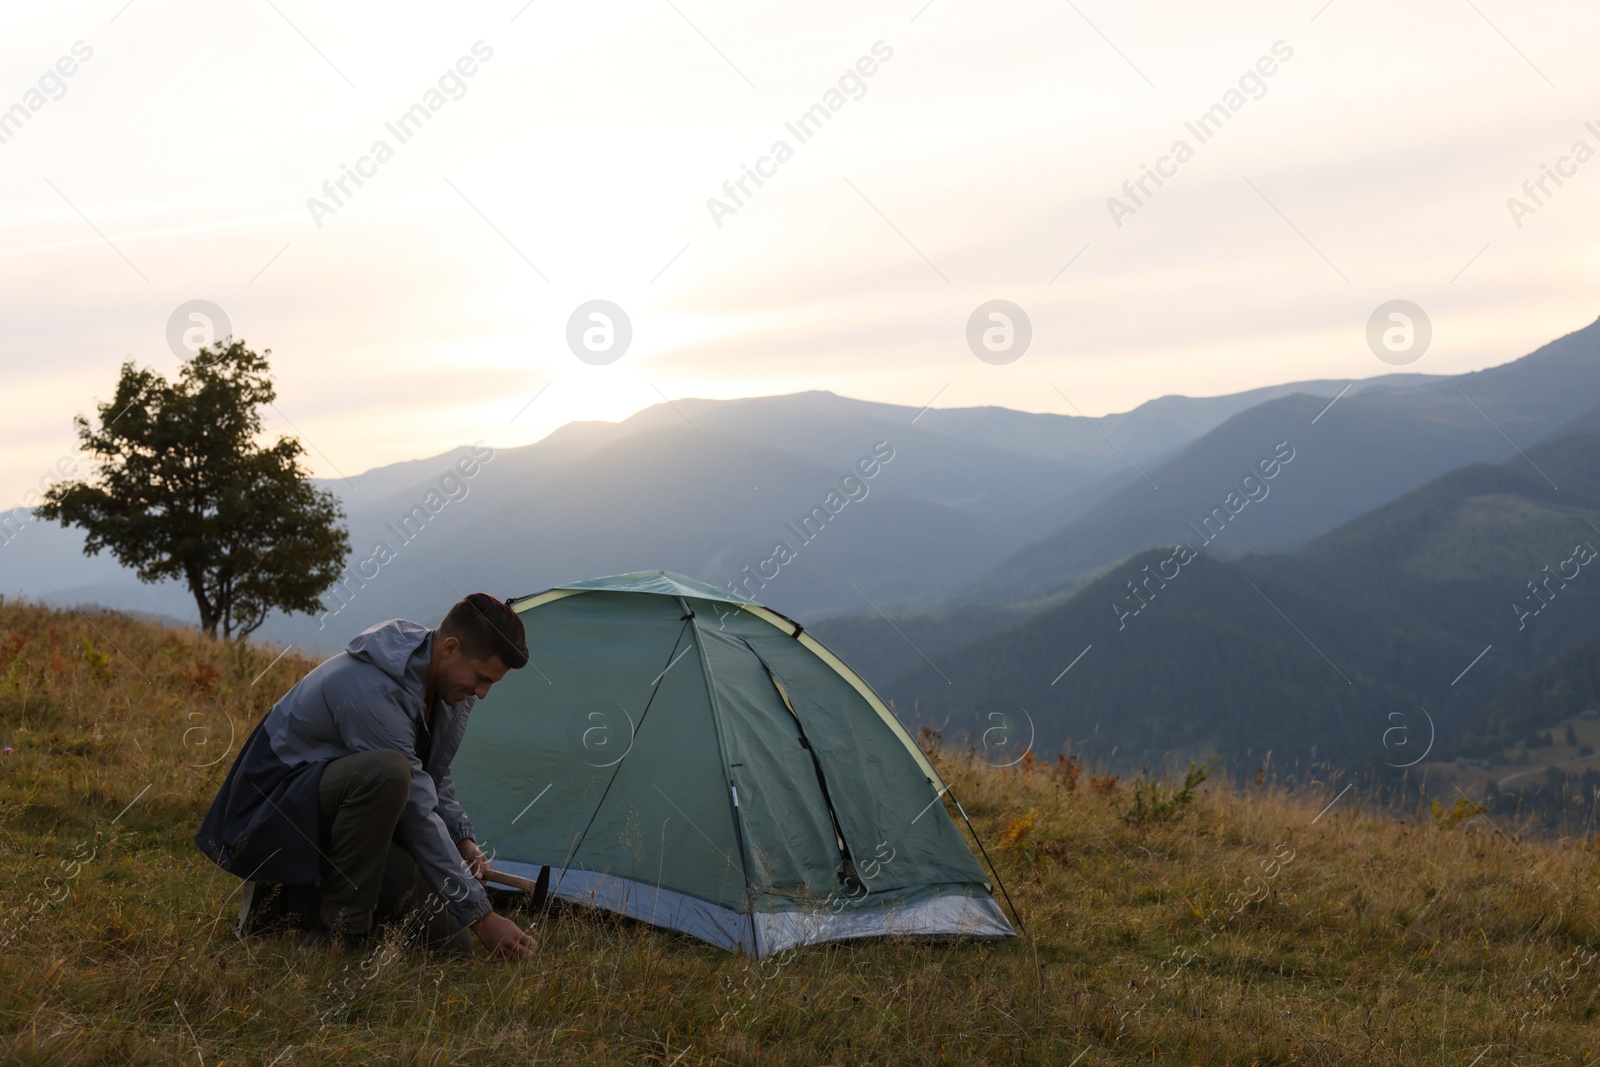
[685,605,762,957]
[736,604,949,790]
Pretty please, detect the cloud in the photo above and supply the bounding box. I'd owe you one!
[2,0,1598,498]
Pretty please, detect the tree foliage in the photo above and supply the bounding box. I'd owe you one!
[34,341,350,639]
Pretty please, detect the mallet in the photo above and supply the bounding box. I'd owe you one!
[483,867,540,893]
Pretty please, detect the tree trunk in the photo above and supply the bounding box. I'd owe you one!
[184,559,218,639]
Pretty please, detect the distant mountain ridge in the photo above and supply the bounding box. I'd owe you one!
[6,368,1432,648]
[871,418,1600,775]
[944,316,1600,610]
[3,318,1594,660]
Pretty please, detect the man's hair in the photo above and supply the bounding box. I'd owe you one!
[438,593,529,669]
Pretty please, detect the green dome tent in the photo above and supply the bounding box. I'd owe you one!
[453,571,1015,957]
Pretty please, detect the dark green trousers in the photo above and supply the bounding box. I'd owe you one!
[314,748,473,956]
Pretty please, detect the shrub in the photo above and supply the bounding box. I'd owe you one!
[997,811,1040,852]
[1088,772,1120,796]
[1051,753,1083,793]
[1119,760,1212,826]
[1431,796,1485,827]
[80,637,111,680]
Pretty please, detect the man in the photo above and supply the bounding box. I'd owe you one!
[195,593,538,959]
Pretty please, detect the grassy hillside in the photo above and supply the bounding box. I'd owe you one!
[3,600,1599,1064]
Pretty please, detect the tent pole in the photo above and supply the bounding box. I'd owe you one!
[945,786,1027,935]
[684,605,762,957]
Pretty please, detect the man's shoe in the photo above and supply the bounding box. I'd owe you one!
[234,880,257,940]
[236,881,318,938]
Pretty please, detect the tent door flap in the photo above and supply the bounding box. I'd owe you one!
[743,640,861,890]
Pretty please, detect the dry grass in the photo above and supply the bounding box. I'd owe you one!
[2,597,1598,1064]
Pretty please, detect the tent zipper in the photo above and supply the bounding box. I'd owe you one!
[747,646,861,892]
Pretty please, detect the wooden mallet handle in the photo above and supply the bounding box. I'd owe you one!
[483,867,540,893]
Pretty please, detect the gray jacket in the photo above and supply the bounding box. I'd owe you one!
[195,618,492,927]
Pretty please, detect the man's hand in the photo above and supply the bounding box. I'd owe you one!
[470,910,538,959]
[457,839,489,885]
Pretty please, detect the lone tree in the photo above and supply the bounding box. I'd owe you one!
[35,340,350,639]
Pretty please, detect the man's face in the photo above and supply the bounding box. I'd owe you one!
[436,637,511,705]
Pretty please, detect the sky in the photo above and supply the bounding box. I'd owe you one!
[3,0,1599,503]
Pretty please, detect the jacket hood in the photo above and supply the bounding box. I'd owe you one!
[345,618,432,685]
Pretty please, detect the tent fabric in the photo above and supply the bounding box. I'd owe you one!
[455,570,1014,956]
[486,862,1014,956]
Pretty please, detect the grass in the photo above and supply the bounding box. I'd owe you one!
[2,597,1599,1064]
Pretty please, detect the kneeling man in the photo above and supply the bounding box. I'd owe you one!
[196,593,537,959]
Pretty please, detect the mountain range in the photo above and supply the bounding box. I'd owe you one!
[864,413,1600,775]
[4,315,1600,780]
[2,364,1439,645]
